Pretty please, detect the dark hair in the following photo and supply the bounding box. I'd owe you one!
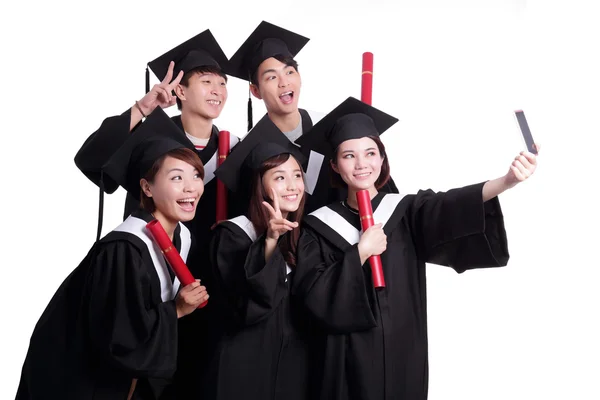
[176,66,228,110]
[250,54,299,87]
[329,135,391,190]
[247,153,305,267]
[140,147,204,213]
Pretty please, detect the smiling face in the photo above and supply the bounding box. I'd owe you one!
[261,155,305,216]
[141,154,204,226]
[331,136,385,193]
[249,56,301,118]
[176,70,227,119]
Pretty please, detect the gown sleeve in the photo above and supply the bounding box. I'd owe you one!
[74,108,137,193]
[86,240,178,379]
[292,226,377,334]
[210,224,287,327]
[409,181,510,272]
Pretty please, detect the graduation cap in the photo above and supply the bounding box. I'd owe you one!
[227,21,309,131]
[215,115,307,193]
[295,97,399,160]
[102,107,196,199]
[146,29,228,92]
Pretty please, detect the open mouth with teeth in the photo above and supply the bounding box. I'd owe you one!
[207,99,221,106]
[279,91,294,104]
[176,198,197,212]
[282,194,299,202]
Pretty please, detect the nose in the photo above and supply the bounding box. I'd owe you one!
[278,75,289,88]
[286,179,298,191]
[354,155,366,169]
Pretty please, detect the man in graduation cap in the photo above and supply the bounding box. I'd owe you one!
[17,108,208,400]
[228,21,342,213]
[74,29,239,400]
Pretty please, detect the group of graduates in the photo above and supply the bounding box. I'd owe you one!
[16,21,539,400]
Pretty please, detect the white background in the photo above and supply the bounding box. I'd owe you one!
[1,0,598,398]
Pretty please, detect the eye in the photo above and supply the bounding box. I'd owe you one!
[286,69,295,75]
[171,175,182,181]
[343,154,354,159]
[274,175,284,181]
[194,173,202,179]
[203,80,211,84]
[266,75,276,81]
[295,173,302,179]
[367,151,377,156]
[220,81,227,86]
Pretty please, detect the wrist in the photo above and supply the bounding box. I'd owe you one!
[134,100,150,118]
[265,235,278,244]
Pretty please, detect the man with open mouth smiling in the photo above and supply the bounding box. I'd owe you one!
[228,21,340,214]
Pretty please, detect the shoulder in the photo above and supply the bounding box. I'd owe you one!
[212,216,257,245]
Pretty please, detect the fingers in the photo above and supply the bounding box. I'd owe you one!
[271,188,280,215]
[262,201,276,217]
[161,61,175,85]
[519,151,537,166]
[168,70,184,90]
[157,86,173,104]
[184,285,209,304]
[510,165,526,181]
[270,219,298,232]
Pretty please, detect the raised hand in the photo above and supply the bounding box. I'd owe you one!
[505,143,540,188]
[262,188,299,241]
[137,61,184,115]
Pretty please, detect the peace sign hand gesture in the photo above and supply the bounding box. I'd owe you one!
[136,61,184,116]
[262,188,299,241]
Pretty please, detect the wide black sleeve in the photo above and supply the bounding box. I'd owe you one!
[74,108,137,193]
[86,241,178,379]
[209,224,287,327]
[409,181,510,273]
[292,226,377,334]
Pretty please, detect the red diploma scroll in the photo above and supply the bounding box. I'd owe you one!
[216,130,230,223]
[146,219,207,308]
[356,189,385,288]
[361,52,373,105]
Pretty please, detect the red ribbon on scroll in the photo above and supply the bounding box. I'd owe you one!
[356,189,385,288]
[361,52,373,105]
[146,219,207,308]
[216,130,230,223]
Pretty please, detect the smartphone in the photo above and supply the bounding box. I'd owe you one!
[514,110,537,154]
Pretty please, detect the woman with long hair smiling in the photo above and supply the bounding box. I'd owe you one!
[293,97,540,400]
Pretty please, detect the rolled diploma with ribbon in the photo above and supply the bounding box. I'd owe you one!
[356,189,385,288]
[146,219,207,308]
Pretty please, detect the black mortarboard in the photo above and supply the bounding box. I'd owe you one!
[228,21,309,131]
[146,29,228,92]
[228,21,309,82]
[295,97,399,159]
[102,107,196,199]
[215,115,307,193]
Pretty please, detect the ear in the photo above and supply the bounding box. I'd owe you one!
[140,179,153,198]
[330,159,340,174]
[174,84,186,102]
[249,83,262,100]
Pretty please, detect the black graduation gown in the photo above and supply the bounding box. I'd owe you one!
[15,210,190,400]
[204,216,311,400]
[292,182,510,400]
[74,109,240,398]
